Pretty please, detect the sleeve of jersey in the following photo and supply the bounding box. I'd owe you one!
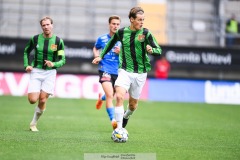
[100,33,119,58]
[94,37,102,49]
[53,39,66,68]
[147,33,162,56]
[23,38,34,69]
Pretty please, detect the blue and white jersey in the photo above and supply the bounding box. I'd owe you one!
[94,33,120,75]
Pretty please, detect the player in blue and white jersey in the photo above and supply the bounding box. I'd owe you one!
[93,15,121,129]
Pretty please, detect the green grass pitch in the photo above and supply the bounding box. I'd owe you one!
[0,95,240,160]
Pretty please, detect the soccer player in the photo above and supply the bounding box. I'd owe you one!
[93,15,121,129]
[92,7,162,129]
[23,16,66,132]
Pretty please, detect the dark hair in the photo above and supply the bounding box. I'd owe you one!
[40,16,53,25]
[128,7,144,19]
[108,15,121,24]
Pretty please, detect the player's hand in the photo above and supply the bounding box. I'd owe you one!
[146,45,153,54]
[114,46,120,54]
[25,66,33,73]
[44,60,54,67]
[92,57,102,64]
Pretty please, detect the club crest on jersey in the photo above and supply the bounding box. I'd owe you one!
[51,44,57,51]
[138,34,145,42]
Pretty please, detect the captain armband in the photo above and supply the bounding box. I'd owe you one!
[58,50,65,56]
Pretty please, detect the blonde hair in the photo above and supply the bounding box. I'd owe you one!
[40,16,53,25]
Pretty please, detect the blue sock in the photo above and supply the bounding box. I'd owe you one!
[106,107,115,121]
[101,94,106,101]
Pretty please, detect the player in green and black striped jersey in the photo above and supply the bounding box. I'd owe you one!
[23,16,66,132]
[99,25,161,74]
[23,29,65,70]
[92,7,162,130]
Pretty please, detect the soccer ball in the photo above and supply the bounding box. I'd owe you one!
[111,128,129,143]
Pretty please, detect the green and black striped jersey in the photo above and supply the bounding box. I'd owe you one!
[23,33,66,70]
[100,27,162,73]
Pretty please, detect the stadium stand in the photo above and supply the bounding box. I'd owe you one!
[0,0,239,47]
[166,0,217,46]
[0,0,137,41]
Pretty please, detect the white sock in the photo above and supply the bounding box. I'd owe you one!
[115,106,124,129]
[124,105,136,119]
[30,106,44,125]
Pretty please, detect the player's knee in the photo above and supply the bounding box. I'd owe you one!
[39,97,48,104]
[115,93,124,103]
[106,93,114,100]
[28,97,38,104]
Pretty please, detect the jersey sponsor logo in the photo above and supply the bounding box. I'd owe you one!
[138,34,145,42]
[101,72,111,81]
[51,44,58,51]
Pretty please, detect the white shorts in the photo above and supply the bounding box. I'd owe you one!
[28,68,57,95]
[115,69,147,99]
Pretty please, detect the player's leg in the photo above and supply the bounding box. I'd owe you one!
[29,91,49,131]
[114,69,131,129]
[101,94,106,101]
[28,92,40,104]
[123,97,138,128]
[28,92,41,132]
[123,72,147,128]
[96,93,104,110]
[27,69,41,104]
[27,69,42,131]
[96,71,106,109]
[29,69,56,131]
[115,86,127,129]
[102,81,116,129]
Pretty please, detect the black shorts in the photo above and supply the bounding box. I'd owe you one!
[98,71,118,87]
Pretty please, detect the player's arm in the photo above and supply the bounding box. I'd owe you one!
[23,37,34,72]
[92,46,103,64]
[146,32,162,56]
[93,46,100,58]
[92,37,103,64]
[52,39,66,68]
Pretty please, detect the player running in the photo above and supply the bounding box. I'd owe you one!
[93,15,121,129]
[23,16,66,131]
[92,7,162,129]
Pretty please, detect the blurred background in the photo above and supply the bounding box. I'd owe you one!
[0,0,240,104]
[1,0,240,47]
[0,0,240,47]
